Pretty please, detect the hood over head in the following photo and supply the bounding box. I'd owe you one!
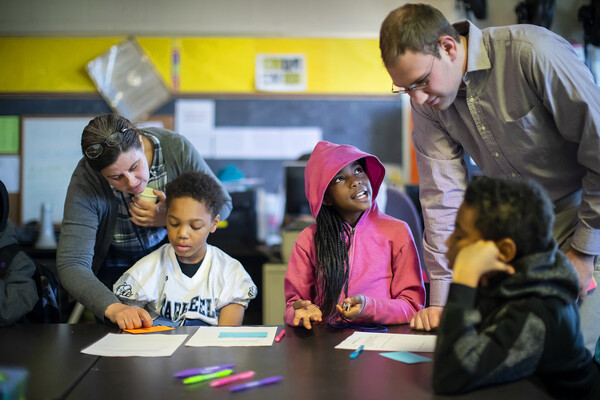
[484,242,579,304]
[304,141,385,218]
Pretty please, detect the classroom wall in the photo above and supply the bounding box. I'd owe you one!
[0,37,394,94]
[0,0,592,96]
[0,0,589,42]
[0,1,466,37]
[1,0,594,225]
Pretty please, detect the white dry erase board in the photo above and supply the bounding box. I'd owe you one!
[21,116,92,224]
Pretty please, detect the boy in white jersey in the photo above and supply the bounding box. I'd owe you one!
[114,172,257,326]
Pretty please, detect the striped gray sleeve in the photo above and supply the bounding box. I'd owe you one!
[456,311,545,391]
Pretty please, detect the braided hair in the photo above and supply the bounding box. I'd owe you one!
[315,205,352,316]
[314,158,370,315]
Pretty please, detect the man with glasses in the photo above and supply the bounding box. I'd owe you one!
[380,3,600,353]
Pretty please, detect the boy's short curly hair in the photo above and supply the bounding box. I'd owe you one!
[464,177,554,259]
[165,172,226,219]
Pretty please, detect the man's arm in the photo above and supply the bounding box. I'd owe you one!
[410,102,470,329]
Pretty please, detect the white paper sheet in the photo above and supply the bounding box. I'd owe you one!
[0,156,19,193]
[214,126,321,159]
[175,99,216,156]
[81,333,188,357]
[185,326,278,347]
[335,332,437,353]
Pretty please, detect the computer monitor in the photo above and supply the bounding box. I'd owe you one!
[283,161,310,216]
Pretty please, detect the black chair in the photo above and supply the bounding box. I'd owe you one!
[385,186,427,281]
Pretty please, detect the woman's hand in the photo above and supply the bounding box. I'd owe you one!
[129,190,167,227]
[105,302,153,330]
[336,295,365,320]
[292,300,322,330]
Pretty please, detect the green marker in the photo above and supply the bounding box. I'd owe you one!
[183,369,232,385]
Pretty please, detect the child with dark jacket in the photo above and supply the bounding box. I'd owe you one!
[0,180,38,326]
[433,177,600,398]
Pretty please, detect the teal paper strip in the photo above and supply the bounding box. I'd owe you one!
[218,332,268,338]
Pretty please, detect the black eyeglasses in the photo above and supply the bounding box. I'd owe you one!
[84,128,133,159]
[391,56,436,95]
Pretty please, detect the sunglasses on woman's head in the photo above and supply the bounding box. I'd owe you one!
[84,128,133,159]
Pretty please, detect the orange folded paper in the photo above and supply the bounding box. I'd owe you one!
[123,326,175,334]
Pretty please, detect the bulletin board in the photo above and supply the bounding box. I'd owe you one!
[21,116,92,224]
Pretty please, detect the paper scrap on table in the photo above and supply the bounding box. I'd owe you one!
[380,351,432,364]
[335,332,437,352]
[81,333,187,357]
[588,276,597,291]
[186,326,278,347]
[123,326,175,334]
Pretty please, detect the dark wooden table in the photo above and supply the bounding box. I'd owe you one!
[60,324,552,400]
[0,324,115,400]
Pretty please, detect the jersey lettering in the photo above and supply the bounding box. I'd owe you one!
[161,296,215,321]
[189,297,198,312]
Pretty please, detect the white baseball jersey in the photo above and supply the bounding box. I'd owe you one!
[114,243,257,325]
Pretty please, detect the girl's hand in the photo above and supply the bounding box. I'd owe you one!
[336,295,365,320]
[292,300,322,330]
[452,240,515,288]
[129,190,167,227]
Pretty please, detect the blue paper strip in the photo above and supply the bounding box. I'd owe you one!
[218,332,268,338]
[379,351,432,364]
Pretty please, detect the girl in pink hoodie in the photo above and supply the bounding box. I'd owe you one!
[284,141,425,329]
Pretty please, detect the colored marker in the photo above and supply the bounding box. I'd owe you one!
[229,376,283,392]
[274,329,286,342]
[210,370,255,387]
[350,345,364,359]
[183,369,233,385]
[174,363,236,378]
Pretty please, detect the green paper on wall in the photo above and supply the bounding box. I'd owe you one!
[0,116,19,154]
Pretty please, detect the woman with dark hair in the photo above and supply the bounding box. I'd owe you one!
[57,114,232,327]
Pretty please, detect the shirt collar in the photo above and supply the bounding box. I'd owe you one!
[453,20,491,74]
[142,131,162,180]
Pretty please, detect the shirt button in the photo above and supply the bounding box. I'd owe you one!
[469,98,475,103]
[481,126,486,131]
[494,152,499,157]
[511,173,517,178]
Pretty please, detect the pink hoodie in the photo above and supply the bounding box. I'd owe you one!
[284,141,425,325]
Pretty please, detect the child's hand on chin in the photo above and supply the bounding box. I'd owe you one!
[292,300,322,330]
[453,240,515,288]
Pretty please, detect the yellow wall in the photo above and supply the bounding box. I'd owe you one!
[0,37,390,94]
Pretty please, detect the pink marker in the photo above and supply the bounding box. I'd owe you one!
[275,329,286,342]
[209,370,255,387]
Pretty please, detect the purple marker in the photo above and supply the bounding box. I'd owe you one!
[229,376,283,392]
[173,363,236,379]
